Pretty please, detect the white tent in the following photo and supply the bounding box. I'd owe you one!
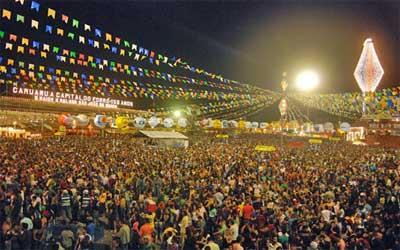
[139,130,189,148]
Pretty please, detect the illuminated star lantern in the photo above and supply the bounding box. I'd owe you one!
[279,98,288,117]
[354,38,384,93]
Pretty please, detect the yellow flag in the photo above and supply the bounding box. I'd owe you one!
[2,9,11,20]
[47,8,56,19]
[21,37,29,45]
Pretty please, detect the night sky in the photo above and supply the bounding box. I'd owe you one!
[43,0,400,93]
[2,0,400,121]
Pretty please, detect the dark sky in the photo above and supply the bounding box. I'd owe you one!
[2,0,400,121]
[45,0,400,93]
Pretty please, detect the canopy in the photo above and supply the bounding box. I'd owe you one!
[138,130,188,140]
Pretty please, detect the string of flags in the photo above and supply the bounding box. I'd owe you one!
[0,29,263,95]
[4,0,265,92]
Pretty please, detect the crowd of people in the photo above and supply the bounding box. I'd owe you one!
[0,134,399,250]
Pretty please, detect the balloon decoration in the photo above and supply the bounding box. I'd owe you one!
[115,116,129,129]
[94,115,108,128]
[260,122,267,129]
[134,117,146,129]
[75,114,89,127]
[251,122,259,129]
[177,118,188,128]
[58,114,73,127]
[323,122,334,132]
[340,122,351,132]
[163,118,174,128]
[212,119,222,129]
[148,116,159,128]
[221,120,229,129]
[230,120,238,128]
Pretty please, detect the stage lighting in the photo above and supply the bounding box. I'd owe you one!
[296,70,319,91]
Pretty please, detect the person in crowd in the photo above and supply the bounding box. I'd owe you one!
[0,134,398,249]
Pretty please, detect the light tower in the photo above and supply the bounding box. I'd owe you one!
[354,38,384,116]
[279,72,288,131]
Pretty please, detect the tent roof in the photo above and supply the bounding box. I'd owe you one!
[139,130,188,139]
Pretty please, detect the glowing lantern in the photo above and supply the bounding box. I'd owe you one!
[354,38,384,93]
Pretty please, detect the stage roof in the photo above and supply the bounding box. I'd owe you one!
[139,130,188,140]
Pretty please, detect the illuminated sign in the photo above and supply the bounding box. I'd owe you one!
[11,86,134,108]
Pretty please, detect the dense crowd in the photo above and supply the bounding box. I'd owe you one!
[0,135,399,250]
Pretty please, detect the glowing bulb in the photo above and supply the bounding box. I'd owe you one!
[173,110,181,118]
[296,70,320,91]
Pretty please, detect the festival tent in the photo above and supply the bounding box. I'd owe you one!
[138,130,189,148]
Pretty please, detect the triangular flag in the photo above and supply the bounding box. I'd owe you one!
[31,19,39,29]
[17,46,24,53]
[31,1,40,11]
[2,9,11,20]
[40,51,47,58]
[78,36,85,44]
[105,33,112,41]
[21,37,29,45]
[43,44,50,51]
[56,28,64,36]
[94,41,99,48]
[72,19,79,28]
[9,34,17,41]
[47,8,56,19]
[84,24,91,31]
[67,32,75,40]
[16,14,24,23]
[62,14,69,23]
[5,43,13,50]
[45,25,53,33]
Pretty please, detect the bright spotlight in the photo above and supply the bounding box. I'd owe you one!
[296,70,320,91]
[173,110,181,118]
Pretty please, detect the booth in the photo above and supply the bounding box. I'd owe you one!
[138,130,189,148]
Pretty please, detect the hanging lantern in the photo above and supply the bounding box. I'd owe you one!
[354,38,384,93]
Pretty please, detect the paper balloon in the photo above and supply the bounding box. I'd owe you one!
[323,122,334,132]
[115,116,129,129]
[134,117,146,129]
[238,120,246,129]
[212,120,222,129]
[75,114,89,127]
[314,124,324,133]
[177,118,188,128]
[94,115,108,128]
[163,118,174,128]
[340,122,351,132]
[222,120,229,128]
[200,119,209,127]
[230,120,238,128]
[260,122,267,129]
[148,116,159,128]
